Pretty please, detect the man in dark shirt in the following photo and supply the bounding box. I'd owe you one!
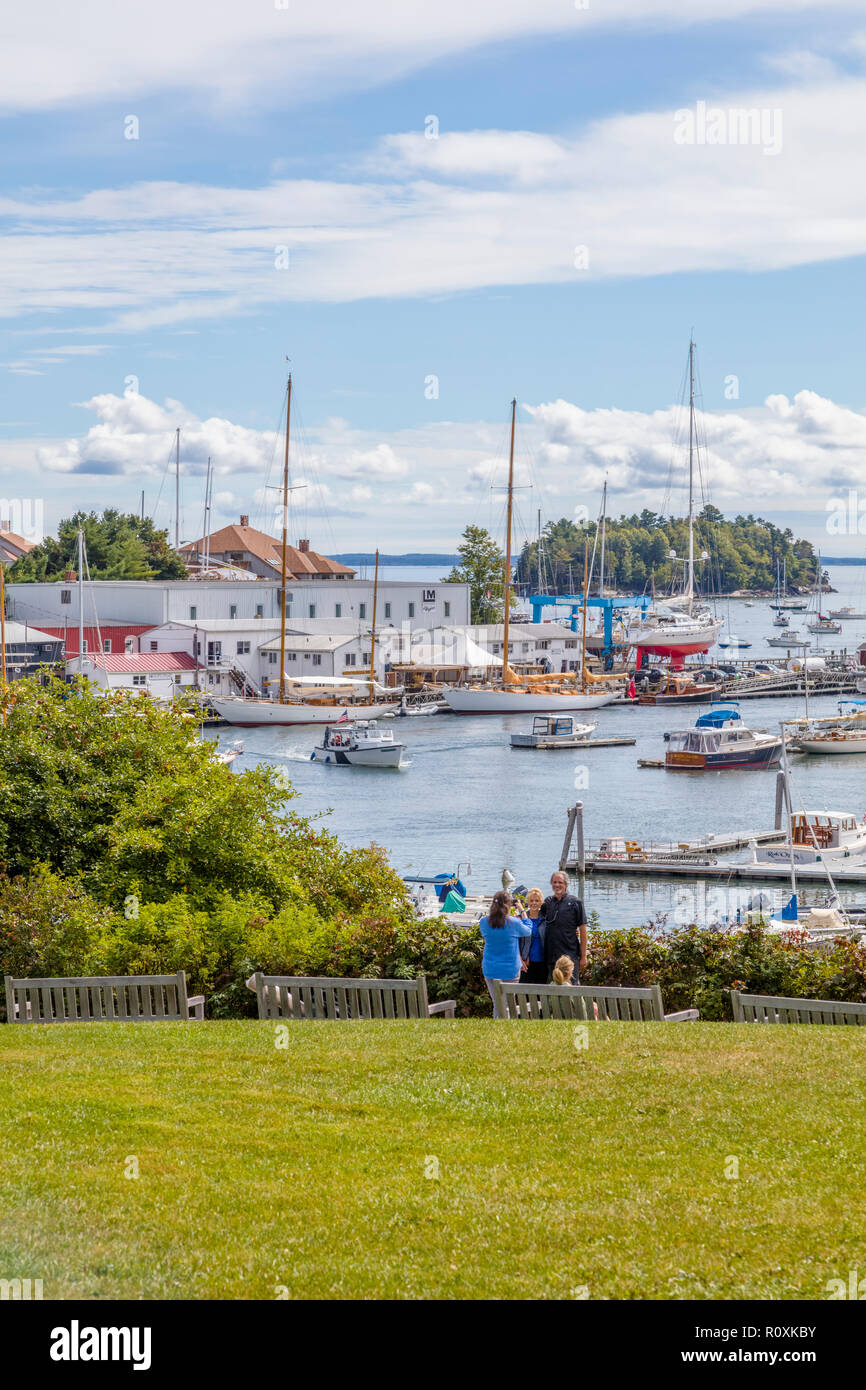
[541,871,587,982]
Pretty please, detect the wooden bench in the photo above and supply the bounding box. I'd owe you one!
[4,972,205,1024]
[247,972,456,1021]
[492,980,699,1022]
[731,989,866,1025]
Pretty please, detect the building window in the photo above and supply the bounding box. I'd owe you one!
[408,603,415,618]
[132,675,146,687]
[61,589,71,605]
[150,641,158,651]
[345,653,356,666]
[288,652,296,661]
[103,639,112,653]
[189,607,197,620]
[312,654,322,666]
[362,651,370,666]
[308,604,316,619]
[236,641,250,655]
[229,605,237,619]
[255,605,263,618]
[359,603,366,620]
[268,652,277,664]
[384,603,391,619]
[444,602,450,618]
[82,640,88,653]
[335,604,342,618]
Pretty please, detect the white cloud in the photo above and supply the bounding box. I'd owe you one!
[0,0,858,114]
[4,74,866,328]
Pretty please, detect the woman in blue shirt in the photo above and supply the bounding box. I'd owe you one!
[480,890,532,1018]
[518,886,547,984]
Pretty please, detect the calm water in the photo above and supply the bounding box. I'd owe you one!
[209,565,866,929]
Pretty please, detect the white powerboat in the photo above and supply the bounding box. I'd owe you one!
[767,631,809,648]
[510,715,598,748]
[763,811,866,866]
[828,606,866,619]
[311,720,404,767]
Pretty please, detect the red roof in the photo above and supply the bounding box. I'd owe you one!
[77,652,200,673]
[40,625,152,658]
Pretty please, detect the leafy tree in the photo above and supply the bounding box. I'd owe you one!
[443,525,510,624]
[8,510,187,582]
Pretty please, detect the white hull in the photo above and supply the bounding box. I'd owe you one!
[444,687,618,714]
[311,745,404,767]
[210,697,399,726]
[797,738,866,756]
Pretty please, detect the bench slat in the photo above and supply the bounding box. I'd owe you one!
[731,989,866,1025]
[3,973,200,1024]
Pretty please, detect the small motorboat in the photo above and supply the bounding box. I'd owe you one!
[718,638,752,649]
[767,630,809,648]
[762,811,866,866]
[665,704,784,770]
[511,714,598,748]
[311,720,405,768]
[828,606,866,619]
[214,739,244,766]
[638,673,719,705]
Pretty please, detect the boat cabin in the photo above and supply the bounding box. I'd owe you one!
[531,715,578,737]
[790,812,860,849]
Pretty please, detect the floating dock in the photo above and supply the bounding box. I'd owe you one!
[513,735,637,750]
[574,856,866,885]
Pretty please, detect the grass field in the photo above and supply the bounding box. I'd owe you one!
[1,1019,865,1300]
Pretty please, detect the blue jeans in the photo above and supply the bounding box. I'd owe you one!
[485,974,520,1019]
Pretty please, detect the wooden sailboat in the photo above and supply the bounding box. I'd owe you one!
[445,399,621,714]
[210,373,399,727]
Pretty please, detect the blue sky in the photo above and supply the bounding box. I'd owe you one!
[2,0,866,553]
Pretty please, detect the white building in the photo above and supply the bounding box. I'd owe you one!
[7,577,469,634]
[385,622,582,674]
[66,650,202,698]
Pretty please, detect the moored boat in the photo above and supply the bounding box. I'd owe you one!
[510,715,598,748]
[638,673,719,705]
[665,704,783,769]
[763,811,866,866]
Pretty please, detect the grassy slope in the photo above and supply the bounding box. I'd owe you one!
[1,1020,864,1300]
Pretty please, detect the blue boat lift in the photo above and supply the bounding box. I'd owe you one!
[528,593,653,662]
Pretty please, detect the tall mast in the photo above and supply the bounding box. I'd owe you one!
[580,544,589,690]
[78,525,84,672]
[502,398,516,688]
[369,548,379,690]
[598,478,607,598]
[686,338,695,613]
[537,508,543,592]
[0,558,6,725]
[175,427,180,550]
[279,374,292,704]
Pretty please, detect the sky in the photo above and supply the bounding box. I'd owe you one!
[2,0,866,556]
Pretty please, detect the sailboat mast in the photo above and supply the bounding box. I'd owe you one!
[77,525,84,674]
[502,398,516,689]
[175,427,180,551]
[278,375,292,704]
[580,544,589,690]
[598,479,607,598]
[687,338,695,613]
[369,548,379,689]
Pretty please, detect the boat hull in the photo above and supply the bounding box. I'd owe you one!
[210,698,399,726]
[796,739,866,756]
[444,688,618,713]
[311,745,404,767]
[666,743,783,769]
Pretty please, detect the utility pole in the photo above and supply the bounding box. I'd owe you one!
[175,427,180,550]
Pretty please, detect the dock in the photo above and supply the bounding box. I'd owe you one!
[513,735,637,750]
[572,856,866,886]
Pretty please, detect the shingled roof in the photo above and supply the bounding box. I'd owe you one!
[180,520,355,578]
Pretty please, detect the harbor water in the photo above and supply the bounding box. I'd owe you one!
[209,565,866,930]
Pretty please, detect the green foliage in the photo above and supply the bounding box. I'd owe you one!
[516,511,817,596]
[8,509,187,582]
[442,524,510,624]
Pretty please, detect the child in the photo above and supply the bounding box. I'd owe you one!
[552,954,576,986]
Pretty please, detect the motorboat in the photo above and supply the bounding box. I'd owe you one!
[638,673,719,705]
[310,720,405,768]
[763,811,866,866]
[664,705,784,769]
[511,715,598,748]
[718,638,752,649]
[828,606,866,619]
[767,631,809,648]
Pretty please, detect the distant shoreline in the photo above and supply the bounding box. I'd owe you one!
[329,553,460,566]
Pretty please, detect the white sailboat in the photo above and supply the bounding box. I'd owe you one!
[444,399,620,714]
[210,376,399,728]
[627,340,722,663]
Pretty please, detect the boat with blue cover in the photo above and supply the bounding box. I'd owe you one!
[665,703,784,770]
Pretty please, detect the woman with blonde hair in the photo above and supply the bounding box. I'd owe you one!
[518,887,547,984]
[479,890,532,1018]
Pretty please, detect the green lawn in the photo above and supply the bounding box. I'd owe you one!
[1,1020,865,1300]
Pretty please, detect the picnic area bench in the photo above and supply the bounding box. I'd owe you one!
[247,972,456,1020]
[731,989,866,1025]
[4,972,205,1024]
[492,980,699,1022]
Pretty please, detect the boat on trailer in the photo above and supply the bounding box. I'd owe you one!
[510,715,598,748]
[665,704,784,770]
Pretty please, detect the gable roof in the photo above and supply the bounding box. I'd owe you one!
[180,524,355,578]
[0,530,37,560]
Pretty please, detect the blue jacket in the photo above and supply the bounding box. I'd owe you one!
[480,914,532,979]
